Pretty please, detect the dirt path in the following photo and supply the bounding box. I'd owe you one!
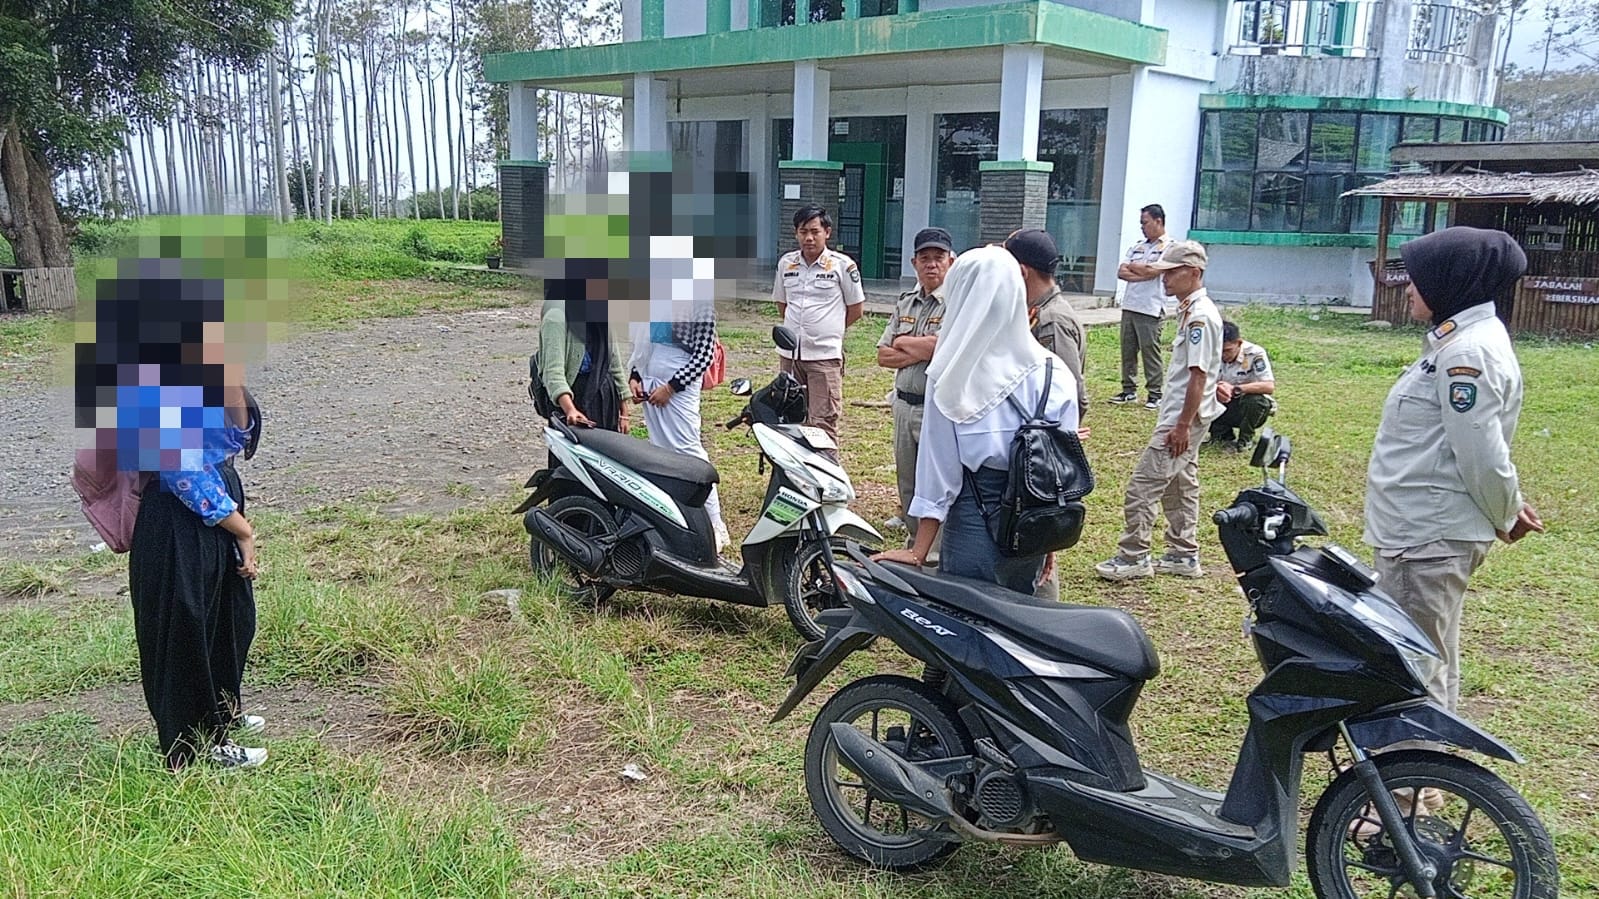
[1,305,551,559]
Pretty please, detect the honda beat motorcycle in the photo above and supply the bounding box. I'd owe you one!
[774,431,1558,898]
[516,326,881,638]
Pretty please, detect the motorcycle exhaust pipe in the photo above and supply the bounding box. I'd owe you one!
[829,723,957,823]
[524,508,605,575]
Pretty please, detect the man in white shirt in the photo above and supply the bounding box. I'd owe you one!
[1096,241,1223,581]
[772,205,866,450]
[1112,204,1173,410]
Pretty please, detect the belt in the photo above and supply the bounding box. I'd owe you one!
[895,390,925,406]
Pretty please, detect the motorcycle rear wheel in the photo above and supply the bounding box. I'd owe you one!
[529,495,619,606]
[1306,749,1558,899]
[804,675,973,871]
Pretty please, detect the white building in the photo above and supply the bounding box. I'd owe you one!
[486,0,1507,305]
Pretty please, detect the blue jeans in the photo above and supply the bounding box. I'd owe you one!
[939,466,1045,595]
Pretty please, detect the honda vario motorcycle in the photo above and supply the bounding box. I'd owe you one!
[516,326,882,639]
[774,432,1558,898]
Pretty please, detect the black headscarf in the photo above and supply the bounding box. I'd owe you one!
[1399,227,1527,326]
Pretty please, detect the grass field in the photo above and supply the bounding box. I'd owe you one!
[1,251,1596,896]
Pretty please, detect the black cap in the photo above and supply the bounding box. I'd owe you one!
[1003,228,1060,273]
[911,227,955,254]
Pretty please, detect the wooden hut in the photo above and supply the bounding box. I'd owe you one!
[1345,142,1599,336]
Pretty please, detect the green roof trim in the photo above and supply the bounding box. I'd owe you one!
[483,2,1166,85]
[979,160,1054,172]
[1199,94,1509,126]
[498,159,551,167]
[779,159,845,170]
[1190,229,1378,249]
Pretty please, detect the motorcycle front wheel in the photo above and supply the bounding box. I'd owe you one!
[528,495,618,606]
[776,537,848,642]
[1306,749,1558,899]
[803,675,973,871]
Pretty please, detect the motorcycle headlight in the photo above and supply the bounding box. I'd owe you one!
[832,565,875,606]
[1345,592,1444,688]
[817,475,854,504]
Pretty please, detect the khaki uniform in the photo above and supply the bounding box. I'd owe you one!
[1117,288,1223,561]
[1365,302,1524,711]
[773,247,866,446]
[1209,339,1277,444]
[1029,287,1089,412]
[878,287,945,543]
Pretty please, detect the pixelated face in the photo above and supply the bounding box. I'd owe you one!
[1405,281,1432,323]
[1140,212,1163,240]
[1161,264,1199,297]
[795,217,829,257]
[913,247,952,293]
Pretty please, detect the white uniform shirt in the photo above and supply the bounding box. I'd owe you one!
[907,357,1081,522]
[1364,303,1524,549]
[1222,340,1275,388]
[1157,288,1224,429]
[1119,235,1173,318]
[772,247,866,361]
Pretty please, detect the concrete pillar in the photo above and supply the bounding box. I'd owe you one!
[632,73,671,155]
[1374,0,1414,98]
[900,88,936,286]
[977,161,1052,245]
[509,83,540,161]
[498,161,550,268]
[747,108,775,264]
[997,45,1044,162]
[792,60,832,162]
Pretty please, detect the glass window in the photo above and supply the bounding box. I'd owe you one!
[1200,111,1258,170]
[1302,173,1353,232]
[934,113,998,198]
[1256,111,1308,170]
[1252,172,1304,230]
[1402,115,1438,143]
[763,0,840,25]
[1039,109,1107,201]
[1196,172,1252,230]
[859,0,897,15]
[1308,113,1357,171]
[1463,120,1482,142]
[1357,113,1401,171]
[1436,118,1464,143]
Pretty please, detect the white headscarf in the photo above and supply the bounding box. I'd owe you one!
[926,245,1047,424]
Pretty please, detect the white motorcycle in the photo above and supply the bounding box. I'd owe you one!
[516,326,881,638]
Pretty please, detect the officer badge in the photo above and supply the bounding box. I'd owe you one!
[1189,326,1203,345]
[1449,382,1477,413]
[848,265,861,283]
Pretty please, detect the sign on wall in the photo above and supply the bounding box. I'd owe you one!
[1525,276,1599,306]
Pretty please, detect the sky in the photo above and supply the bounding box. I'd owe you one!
[1501,0,1589,72]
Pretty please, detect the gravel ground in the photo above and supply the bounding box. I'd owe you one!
[0,305,549,560]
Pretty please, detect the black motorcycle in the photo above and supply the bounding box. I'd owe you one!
[773,432,1558,898]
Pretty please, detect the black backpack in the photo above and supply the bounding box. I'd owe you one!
[967,358,1094,558]
[528,351,555,418]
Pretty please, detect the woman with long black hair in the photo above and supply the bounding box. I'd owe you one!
[91,269,265,769]
[538,260,631,432]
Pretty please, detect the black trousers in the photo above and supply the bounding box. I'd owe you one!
[128,462,256,768]
[1209,393,1274,443]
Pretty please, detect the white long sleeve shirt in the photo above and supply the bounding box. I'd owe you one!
[907,357,1081,522]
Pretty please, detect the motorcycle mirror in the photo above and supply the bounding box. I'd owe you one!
[1248,427,1277,469]
[1273,435,1292,467]
[729,378,753,397]
[772,325,799,353]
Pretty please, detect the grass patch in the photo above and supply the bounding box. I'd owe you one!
[0,560,65,599]
[0,601,138,702]
[386,647,544,757]
[0,716,525,895]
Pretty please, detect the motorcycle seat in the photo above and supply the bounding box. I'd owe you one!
[882,565,1160,682]
[566,426,720,508]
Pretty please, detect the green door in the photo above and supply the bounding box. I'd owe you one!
[828,141,886,279]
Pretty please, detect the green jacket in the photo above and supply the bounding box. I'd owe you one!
[538,298,627,403]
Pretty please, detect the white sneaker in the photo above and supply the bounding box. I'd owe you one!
[208,740,267,769]
[1154,553,1204,578]
[712,519,731,553]
[233,714,265,737]
[1095,554,1153,581]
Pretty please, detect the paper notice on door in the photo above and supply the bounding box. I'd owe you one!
[891,177,904,199]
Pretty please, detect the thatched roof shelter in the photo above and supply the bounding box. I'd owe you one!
[1344,169,1599,205]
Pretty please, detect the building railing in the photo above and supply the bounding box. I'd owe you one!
[1407,2,1484,64]
[1230,0,1381,57]
[1230,0,1487,65]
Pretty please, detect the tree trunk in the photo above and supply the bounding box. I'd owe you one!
[0,122,74,267]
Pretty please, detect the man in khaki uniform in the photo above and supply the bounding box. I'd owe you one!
[1096,241,1223,581]
[1004,228,1088,412]
[773,205,866,452]
[1208,320,1276,453]
[876,227,953,548]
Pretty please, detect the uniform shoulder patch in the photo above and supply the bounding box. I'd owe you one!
[1432,320,1457,339]
[1188,325,1204,344]
[1449,382,1477,413]
[848,264,861,283]
[1252,357,1266,373]
[1447,366,1482,378]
